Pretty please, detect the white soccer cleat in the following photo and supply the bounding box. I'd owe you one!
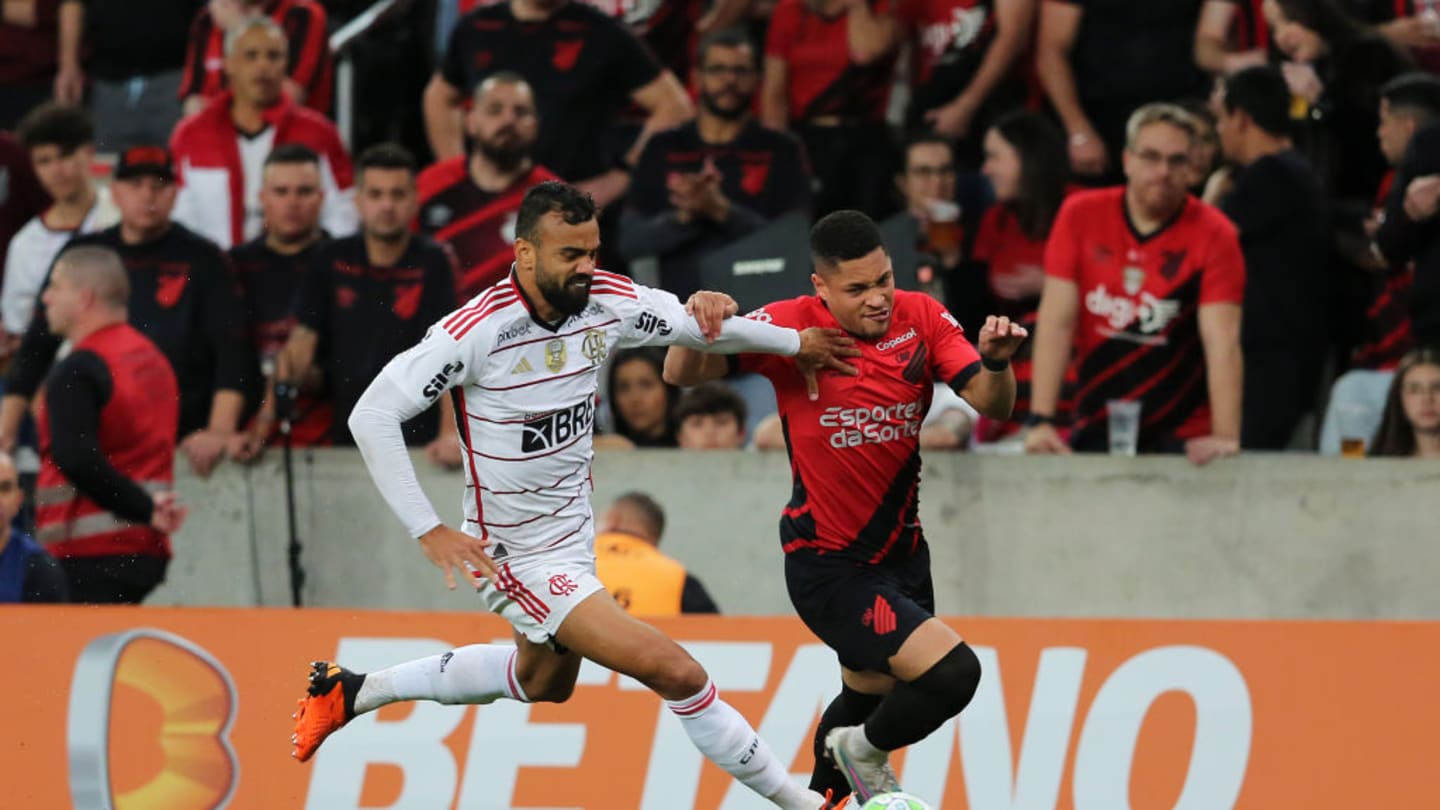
[824,726,901,802]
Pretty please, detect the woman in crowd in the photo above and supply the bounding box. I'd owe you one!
[596,347,680,449]
[968,109,1070,441]
[1371,346,1440,457]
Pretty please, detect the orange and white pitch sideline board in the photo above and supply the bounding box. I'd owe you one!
[3,607,1439,809]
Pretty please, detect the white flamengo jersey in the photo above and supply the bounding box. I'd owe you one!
[380,270,704,562]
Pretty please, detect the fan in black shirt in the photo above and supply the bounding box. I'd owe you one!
[423,0,693,209]
[228,144,333,460]
[0,148,252,478]
[278,144,461,460]
[620,29,811,300]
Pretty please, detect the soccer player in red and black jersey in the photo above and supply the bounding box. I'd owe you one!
[1025,103,1245,464]
[417,73,559,302]
[278,143,462,465]
[664,210,1028,802]
[179,0,332,115]
[227,144,332,460]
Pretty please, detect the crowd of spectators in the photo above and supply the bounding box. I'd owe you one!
[2,0,1440,600]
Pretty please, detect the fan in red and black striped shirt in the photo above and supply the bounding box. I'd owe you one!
[179,0,333,115]
[1195,0,1271,75]
[1026,104,1245,463]
[416,74,559,302]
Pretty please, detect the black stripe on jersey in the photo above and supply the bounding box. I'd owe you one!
[858,449,922,566]
[778,415,820,550]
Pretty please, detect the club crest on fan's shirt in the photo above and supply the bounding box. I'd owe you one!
[393,283,424,320]
[155,270,189,308]
[545,338,567,372]
[1123,265,1145,296]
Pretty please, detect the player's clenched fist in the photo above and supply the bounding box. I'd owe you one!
[795,327,862,401]
[419,525,497,589]
[977,315,1029,363]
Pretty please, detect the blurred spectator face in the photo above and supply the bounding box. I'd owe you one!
[1266,1,1325,63]
[357,168,418,242]
[1123,122,1193,216]
[226,25,287,108]
[260,160,324,244]
[1187,117,1219,188]
[0,455,19,530]
[980,129,1022,202]
[612,357,671,440]
[901,141,957,215]
[1377,99,1419,167]
[696,43,759,119]
[526,212,599,317]
[41,266,84,336]
[1401,361,1440,435]
[111,176,177,232]
[467,79,540,172]
[29,143,93,203]
[813,247,895,339]
[679,412,745,449]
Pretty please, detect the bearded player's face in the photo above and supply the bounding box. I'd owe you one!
[812,247,895,340]
[528,212,599,318]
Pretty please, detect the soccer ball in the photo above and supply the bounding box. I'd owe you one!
[859,793,934,810]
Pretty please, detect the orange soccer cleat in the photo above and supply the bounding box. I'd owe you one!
[821,789,853,809]
[290,660,362,762]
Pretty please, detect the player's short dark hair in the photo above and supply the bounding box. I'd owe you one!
[516,181,597,244]
[357,142,417,177]
[810,210,885,272]
[1223,66,1293,137]
[613,491,666,540]
[1382,72,1440,123]
[675,381,747,429]
[16,102,94,154]
[696,28,755,67]
[265,143,320,168]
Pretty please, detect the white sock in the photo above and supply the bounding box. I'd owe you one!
[355,644,528,714]
[844,724,886,761]
[667,680,824,810]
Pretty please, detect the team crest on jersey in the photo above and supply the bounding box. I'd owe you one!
[581,329,607,365]
[545,338,567,372]
[1122,266,1146,296]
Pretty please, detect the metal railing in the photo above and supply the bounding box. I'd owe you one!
[329,0,409,149]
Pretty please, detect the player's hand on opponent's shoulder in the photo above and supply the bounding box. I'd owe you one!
[418,525,497,590]
[684,290,740,343]
[795,327,862,401]
[977,315,1029,363]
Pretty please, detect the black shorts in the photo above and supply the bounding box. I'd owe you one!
[785,542,935,674]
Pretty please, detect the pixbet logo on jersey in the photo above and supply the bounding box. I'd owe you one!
[520,399,594,453]
[820,401,924,448]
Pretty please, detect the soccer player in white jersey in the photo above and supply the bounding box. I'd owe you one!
[291,181,862,809]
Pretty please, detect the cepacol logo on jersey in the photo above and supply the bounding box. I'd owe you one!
[820,401,924,448]
[1085,284,1182,336]
[520,399,595,453]
[876,328,918,352]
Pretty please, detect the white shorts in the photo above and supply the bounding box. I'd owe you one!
[478,546,605,646]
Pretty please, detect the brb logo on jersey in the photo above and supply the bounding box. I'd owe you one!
[521,399,595,453]
[423,361,466,399]
[820,401,924,449]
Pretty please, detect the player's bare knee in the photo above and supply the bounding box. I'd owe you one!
[646,653,708,700]
[915,642,982,718]
[527,677,576,704]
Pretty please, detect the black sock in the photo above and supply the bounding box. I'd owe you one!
[809,685,884,794]
[864,643,981,751]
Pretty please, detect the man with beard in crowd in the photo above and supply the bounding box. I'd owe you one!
[620,28,811,301]
[416,73,558,301]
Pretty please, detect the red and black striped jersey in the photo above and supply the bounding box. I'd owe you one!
[416,160,560,301]
[179,0,333,113]
[738,291,981,566]
[1044,188,1245,449]
[765,0,899,123]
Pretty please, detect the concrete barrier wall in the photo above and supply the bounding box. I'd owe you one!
[152,449,1440,619]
